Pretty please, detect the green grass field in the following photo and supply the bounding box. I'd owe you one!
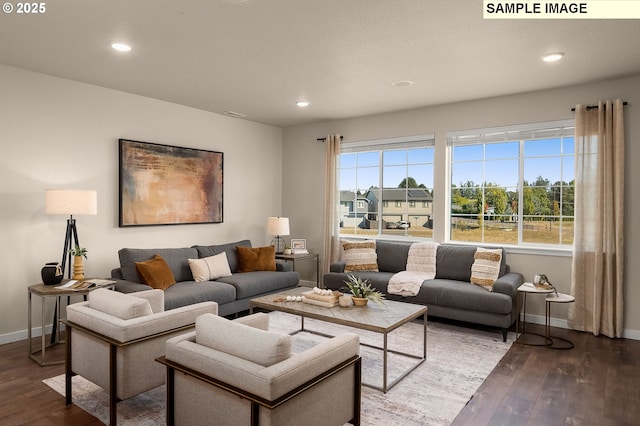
[340,220,574,245]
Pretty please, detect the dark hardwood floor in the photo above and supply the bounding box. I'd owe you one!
[1,324,639,425]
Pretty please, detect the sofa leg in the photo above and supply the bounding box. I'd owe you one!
[502,328,508,342]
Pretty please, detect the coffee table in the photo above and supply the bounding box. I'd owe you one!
[250,287,427,393]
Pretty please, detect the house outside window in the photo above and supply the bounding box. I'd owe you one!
[447,120,575,247]
[338,134,435,238]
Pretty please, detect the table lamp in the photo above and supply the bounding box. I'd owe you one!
[267,216,289,254]
[46,189,97,278]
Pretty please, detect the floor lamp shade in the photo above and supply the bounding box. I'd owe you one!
[267,217,289,254]
[45,190,98,215]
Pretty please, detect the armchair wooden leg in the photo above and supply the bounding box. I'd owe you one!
[353,358,362,426]
[166,366,175,426]
[109,343,117,426]
[65,326,72,405]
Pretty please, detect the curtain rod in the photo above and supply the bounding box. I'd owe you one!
[316,136,344,142]
[571,101,628,112]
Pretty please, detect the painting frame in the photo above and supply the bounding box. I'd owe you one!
[119,139,223,227]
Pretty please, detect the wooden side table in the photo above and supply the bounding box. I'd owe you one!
[545,293,575,349]
[27,281,115,366]
[275,252,320,287]
[515,283,554,346]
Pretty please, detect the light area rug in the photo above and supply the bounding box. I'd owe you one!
[44,311,513,426]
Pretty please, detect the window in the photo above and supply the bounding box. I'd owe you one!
[447,120,574,247]
[339,134,435,238]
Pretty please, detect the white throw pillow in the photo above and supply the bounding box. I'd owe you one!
[188,252,232,282]
[195,313,292,367]
[89,288,153,320]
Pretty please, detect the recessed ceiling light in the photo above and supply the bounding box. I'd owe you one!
[542,52,564,62]
[111,42,132,52]
[392,80,413,87]
[296,101,310,108]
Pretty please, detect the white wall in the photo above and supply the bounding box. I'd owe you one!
[0,65,284,343]
[283,74,640,338]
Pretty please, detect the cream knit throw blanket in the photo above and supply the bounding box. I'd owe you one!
[388,241,439,297]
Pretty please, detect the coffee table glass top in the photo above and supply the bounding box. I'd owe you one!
[250,287,427,333]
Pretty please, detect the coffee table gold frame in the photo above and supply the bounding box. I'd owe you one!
[250,287,427,393]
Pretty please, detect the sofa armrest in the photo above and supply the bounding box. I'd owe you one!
[330,261,346,273]
[113,279,153,294]
[492,272,524,298]
[232,312,270,330]
[276,260,293,272]
[67,301,218,343]
[166,332,359,401]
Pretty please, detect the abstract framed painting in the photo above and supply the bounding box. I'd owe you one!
[119,139,223,227]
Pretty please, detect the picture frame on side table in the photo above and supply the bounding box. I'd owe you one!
[290,239,308,254]
[290,239,306,250]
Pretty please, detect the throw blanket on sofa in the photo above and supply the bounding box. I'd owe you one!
[388,242,439,297]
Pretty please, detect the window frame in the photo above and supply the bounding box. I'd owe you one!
[446,120,575,249]
[338,134,435,240]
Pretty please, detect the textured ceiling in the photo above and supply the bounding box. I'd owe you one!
[1,0,639,127]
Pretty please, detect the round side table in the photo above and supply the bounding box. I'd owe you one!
[516,283,554,346]
[545,293,575,350]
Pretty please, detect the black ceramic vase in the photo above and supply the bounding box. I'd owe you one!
[41,262,63,285]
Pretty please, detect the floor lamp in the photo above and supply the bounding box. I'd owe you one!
[45,189,97,344]
[46,189,98,278]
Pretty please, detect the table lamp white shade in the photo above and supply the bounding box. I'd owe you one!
[267,217,290,236]
[46,190,97,215]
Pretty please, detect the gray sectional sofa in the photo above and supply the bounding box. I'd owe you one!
[111,239,299,316]
[322,240,523,341]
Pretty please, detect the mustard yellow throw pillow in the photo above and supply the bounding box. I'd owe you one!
[236,246,276,272]
[135,254,176,290]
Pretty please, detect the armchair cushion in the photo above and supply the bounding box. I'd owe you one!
[195,313,291,367]
[135,254,176,290]
[88,288,152,320]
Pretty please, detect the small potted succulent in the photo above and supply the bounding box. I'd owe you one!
[343,274,385,306]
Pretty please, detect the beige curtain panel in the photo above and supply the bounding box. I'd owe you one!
[569,99,625,338]
[322,134,342,275]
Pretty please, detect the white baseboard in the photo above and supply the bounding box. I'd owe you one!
[0,323,55,345]
[520,313,640,340]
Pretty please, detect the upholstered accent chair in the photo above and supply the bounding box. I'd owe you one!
[63,288,218,426]
[157,312,362,426]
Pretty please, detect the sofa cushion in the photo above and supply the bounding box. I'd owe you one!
[470,248,503,291]
[119,247,198,283]
[163,281,236,310]
[196,313,292,367]
[436,244,507,282]
[135,254,177,290]
[236,246,276,272]
[193,240,252,273]
[89,288,153,320]
[419,279,513,315]
[217,271,299,299]
[188,252,232,282]
[342,240,378,272]
[375,240,411,273]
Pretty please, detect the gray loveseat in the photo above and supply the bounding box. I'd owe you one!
[323,240,523,341]
[111,239,299,316]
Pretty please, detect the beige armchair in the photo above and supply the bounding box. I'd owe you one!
[63,288,218,426]
[157,312,362,426]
